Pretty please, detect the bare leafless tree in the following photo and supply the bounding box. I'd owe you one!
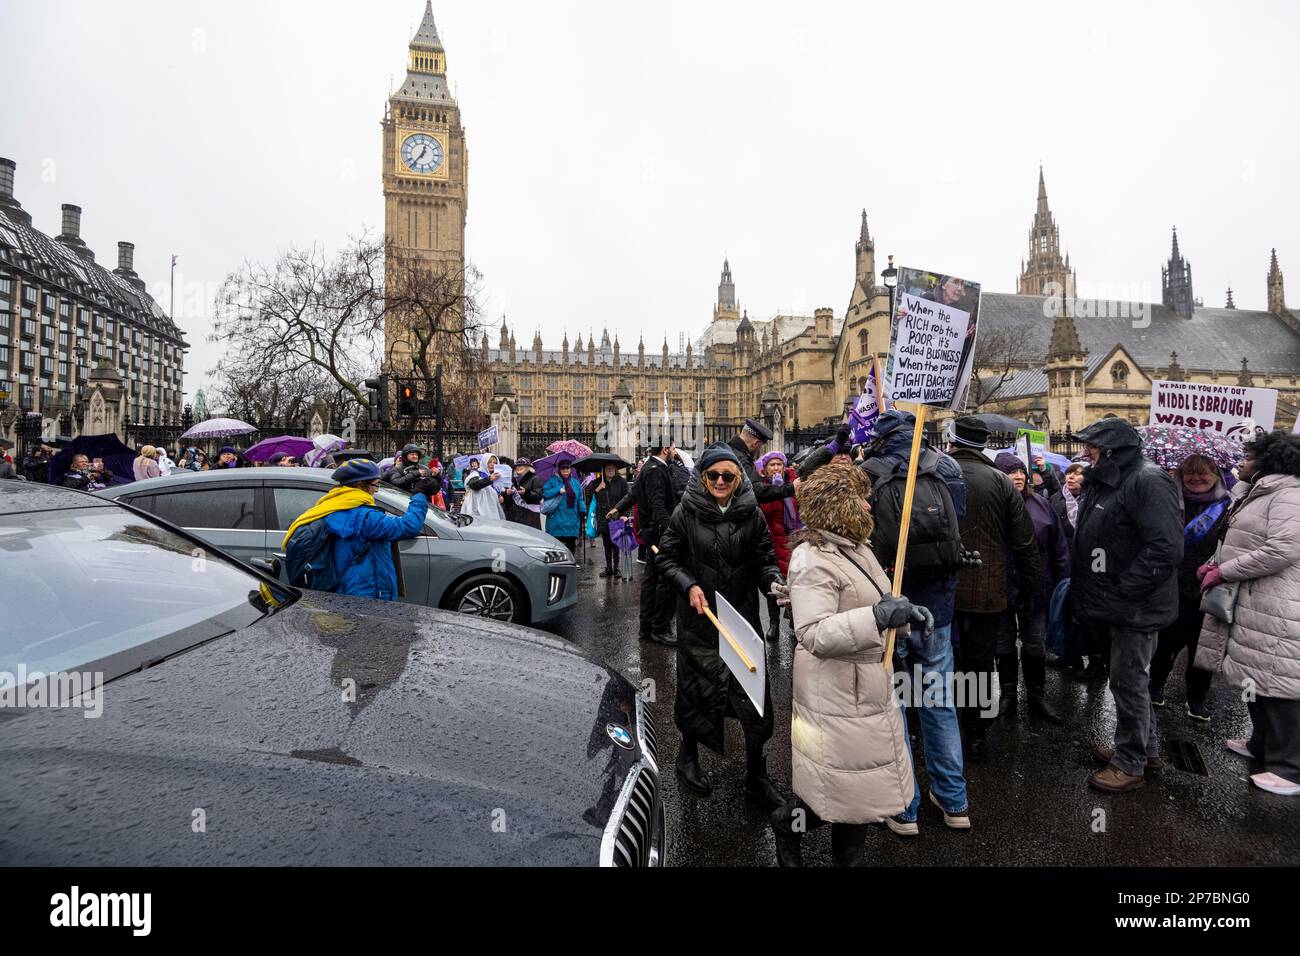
[964,318,1040,411]
[208,234,385,416]
[382,241,490,429]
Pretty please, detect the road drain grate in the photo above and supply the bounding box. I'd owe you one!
[1166,739,1209,775]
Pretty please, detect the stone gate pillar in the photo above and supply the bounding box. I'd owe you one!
[489,375,518,460]
[760,385,784,453]
[83,360,126,439]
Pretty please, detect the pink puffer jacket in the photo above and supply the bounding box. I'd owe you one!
[1194,473,1300,700]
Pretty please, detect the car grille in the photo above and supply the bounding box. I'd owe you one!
[600,695,665,866]
[609,767,660,867]
[636,694,658,766]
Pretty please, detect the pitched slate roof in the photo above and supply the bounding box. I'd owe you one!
[0,207,184,343]
[980,293,1300,376]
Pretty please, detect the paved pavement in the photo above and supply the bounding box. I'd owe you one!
[542,545,1300,867]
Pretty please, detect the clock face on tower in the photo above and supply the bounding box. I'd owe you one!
[400,133,445,174]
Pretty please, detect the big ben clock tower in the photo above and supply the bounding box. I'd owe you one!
[382,1,469,367]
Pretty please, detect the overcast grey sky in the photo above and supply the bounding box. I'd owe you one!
[3,0,1298,402]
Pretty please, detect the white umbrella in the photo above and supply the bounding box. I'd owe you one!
[180,417,256,440]
[676,448,695,472]
[304,433,346,467]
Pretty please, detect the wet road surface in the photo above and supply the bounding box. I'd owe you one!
[542,545,1300,866]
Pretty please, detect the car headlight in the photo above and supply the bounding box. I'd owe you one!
[523,547,571,565]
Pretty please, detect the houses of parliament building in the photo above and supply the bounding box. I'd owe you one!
[385,5,1300,436]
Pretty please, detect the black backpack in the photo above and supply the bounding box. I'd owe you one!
[863,449,963,582]
[283,518,351,592]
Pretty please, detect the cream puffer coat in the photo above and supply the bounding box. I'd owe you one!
[787,529,915,824]
[1194,473,1300,700]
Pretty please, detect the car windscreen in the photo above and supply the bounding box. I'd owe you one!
[0,506,295,686]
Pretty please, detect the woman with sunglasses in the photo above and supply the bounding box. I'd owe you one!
[657,443,787,809]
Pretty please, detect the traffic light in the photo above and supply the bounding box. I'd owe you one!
[398,380,418,418]
[364,375,390,425]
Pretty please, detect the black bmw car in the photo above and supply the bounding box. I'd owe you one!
[0,482,664,866]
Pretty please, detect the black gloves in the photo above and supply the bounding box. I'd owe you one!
[412,480,438,498]
[873,594,935,636]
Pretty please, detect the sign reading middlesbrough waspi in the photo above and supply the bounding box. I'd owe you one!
[1149,380,1277,441]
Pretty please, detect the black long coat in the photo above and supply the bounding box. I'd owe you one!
[1069,422,1183,633]
[656,476,781,754]
[503,469,544,530]
[585,473,629,534]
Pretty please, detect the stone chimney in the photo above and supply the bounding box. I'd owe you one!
[114,241,146,289]
[0,158,32,225]
[60,204,81,240]
[57,204,94,261]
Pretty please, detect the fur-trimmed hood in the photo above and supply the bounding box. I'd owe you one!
[793,462,874,545]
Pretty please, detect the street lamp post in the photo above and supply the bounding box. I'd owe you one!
[881,254,899,321]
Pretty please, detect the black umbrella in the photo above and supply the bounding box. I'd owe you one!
[332,449,378,463]
[0,438,12,450]
[570,452,632,473]
[968,412,1035,435]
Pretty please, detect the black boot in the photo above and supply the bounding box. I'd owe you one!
[765,596,781,644]
[997,652,1019,719]
[830,823,869,867]
[675,736,711,796]
[769,800,805,867]
[744,749,786,810]
[1023,654,1064,725]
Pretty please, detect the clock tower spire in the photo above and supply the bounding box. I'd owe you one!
[383,2,469,368]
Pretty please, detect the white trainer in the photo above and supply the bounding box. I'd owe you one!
[1225,739,1254,758]
[930,790,971,829]
[1251,772,1300,796]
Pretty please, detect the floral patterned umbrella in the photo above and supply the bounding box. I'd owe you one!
[546,438,593,459]
[1136,423,1245,471]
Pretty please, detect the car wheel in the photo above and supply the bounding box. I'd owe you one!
[446,574,526,624]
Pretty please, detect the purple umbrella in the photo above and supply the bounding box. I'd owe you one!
[180,417,256,441]
[243,434,315,463]
[532,452,568,486]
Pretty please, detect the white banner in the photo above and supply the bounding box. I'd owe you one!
[1149,380,1277,442]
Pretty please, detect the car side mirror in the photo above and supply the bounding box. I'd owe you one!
[252,557,283,577]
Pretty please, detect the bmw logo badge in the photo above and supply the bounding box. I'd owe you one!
[606,723,634,749]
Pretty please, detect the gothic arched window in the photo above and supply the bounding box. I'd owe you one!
[858,330,868,356]
[1111,361,1129,387]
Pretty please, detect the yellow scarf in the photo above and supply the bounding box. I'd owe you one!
[282,485,375,549]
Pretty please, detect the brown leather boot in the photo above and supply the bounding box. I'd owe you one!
[1091,745,1163,771]
[1088,766,1146,793]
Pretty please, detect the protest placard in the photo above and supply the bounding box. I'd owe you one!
[885,268,982,411]
[716,592,766,717]
[1149,381,1277,442]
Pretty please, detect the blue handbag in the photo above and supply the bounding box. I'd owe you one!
[1047,578,1070,657]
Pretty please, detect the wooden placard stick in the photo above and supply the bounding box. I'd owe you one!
[651,545,755,672]
[882,400,929,672]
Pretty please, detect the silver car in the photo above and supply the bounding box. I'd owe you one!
[97,467,578,626]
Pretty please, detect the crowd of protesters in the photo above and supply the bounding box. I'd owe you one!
[9,409,1298,859]
[609,414,1300,867]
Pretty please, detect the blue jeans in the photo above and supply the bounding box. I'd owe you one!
[894,624,969,820]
